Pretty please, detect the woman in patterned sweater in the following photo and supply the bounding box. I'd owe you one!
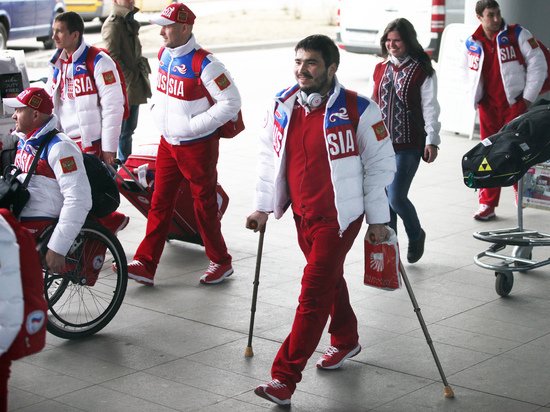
[368,18,441,264]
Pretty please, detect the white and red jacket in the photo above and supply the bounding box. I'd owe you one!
[254,78,396,233]
[151,34,241,145]
[0,213,23,358]
[14,115,92,256]
[464,23,548,108]
[0,210,47,362]
[47,38,125,152]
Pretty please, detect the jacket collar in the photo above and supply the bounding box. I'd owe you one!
[166,34,198,58]
[17,115,59,144]
[111,4,138,18]
[277,75,342,110]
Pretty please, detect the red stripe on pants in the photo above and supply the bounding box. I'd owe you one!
[271,214,362,392]
[478,100,526,206]
[134,137,230,273]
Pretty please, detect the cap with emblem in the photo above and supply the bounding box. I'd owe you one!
[3,87,53,115]
[149,3,196,26]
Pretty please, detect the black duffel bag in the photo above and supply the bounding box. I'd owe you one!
[82,153,120,218]
[462,99,550,189]
[0,165,30,218]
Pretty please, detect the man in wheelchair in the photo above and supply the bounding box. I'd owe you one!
[3,87,92,273]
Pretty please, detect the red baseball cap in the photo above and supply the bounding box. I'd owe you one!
[3,87,53,115]
[149,3,196,26]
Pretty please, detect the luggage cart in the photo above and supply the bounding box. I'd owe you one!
[473,163,550,296]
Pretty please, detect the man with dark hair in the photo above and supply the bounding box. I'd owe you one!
[247,34,395,406]
[464,0,548,220]
[101,0,152,163]
[46,11,129,234]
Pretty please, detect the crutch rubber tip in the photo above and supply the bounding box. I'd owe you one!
[444,386,455,398]
[245,346,254,357]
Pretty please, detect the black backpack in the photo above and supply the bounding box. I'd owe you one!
[82,153,120,218]
[462,99,550,189]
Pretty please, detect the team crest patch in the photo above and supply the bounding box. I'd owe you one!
[372,120,388,141]
[60,156,78,173]
[103,70,116,85]
[28,96,43,110]
[528,37,539,49]
[214,73,231,91]
[177,10,188,22]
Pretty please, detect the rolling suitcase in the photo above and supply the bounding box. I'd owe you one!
[113,143,229,246]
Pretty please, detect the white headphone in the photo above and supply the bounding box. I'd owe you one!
[299,91,325,108]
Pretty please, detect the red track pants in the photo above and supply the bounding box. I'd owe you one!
[0,354,10,412]
[134,137,231,274]
[478,100,526,207]
[271,214,362,393]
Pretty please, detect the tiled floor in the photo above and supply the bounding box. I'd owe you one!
[10,32,550,412]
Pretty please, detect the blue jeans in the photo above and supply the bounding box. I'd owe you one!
[118,104,139,163]
[387,149,422,241]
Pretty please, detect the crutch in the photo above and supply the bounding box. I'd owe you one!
[399,260,454,398]
[245,220,266,357]
[369,233,454,398]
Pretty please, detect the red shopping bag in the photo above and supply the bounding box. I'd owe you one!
[364,229,402,290]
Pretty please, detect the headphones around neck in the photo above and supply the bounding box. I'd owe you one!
[299,91,325,108]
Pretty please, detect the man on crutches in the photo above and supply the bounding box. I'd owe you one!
[246,35,396,407]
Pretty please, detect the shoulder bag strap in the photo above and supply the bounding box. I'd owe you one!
[21,128,60,188]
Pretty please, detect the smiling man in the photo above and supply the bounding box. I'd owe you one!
[464,0,548,220]
[120,3,241,286]
[247,35,395,407]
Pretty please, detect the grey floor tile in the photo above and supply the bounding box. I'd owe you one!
[100,371,223,410]
[9,361,92,399]
[375,383,542,412]
[55,385,179,412]
[451,356,550,405]
[146,358,261,397]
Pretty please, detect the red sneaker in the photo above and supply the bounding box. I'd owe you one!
[316,343,361,370]
[199,261,233,284]
[473,204,496,221]
[101,212,129,235]
[112,260,154,285]
[254,379,292,406]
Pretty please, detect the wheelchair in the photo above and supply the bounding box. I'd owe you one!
[36,218,128,339]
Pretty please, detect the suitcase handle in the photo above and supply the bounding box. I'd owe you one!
[107,159,149,194]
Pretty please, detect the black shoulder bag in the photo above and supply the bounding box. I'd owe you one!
[0,129,59,218]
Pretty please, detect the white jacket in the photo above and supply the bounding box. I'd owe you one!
[0,215,23,357]
[14,115,92,255]
[47,39,125,152]
[254,78,396,232]
[151,34,242,145]
[464,23,548,108]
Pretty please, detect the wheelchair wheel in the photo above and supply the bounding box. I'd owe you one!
[43,220,128,339]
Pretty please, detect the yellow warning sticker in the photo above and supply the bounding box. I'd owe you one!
[478,158,492,172]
